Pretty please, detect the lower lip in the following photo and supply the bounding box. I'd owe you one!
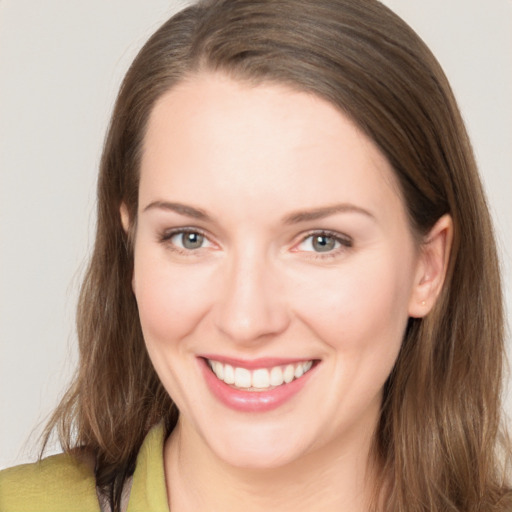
[199,358,316,413]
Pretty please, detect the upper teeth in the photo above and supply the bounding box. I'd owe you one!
[208,359,313,390]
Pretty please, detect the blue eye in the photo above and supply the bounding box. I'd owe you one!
[167,230,212,250]
[297,232,351,253]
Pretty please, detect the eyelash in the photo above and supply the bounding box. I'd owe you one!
[158,228,353,258]
[159,227,212,256]
[295,230,353,259]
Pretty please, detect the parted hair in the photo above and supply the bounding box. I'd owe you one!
[42,1,512,510]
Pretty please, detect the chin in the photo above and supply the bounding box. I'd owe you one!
[218,443,302,470]
[202,421,315,470]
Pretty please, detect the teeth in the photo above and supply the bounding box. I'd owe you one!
[252,369,270,388]
[224,364,235,384]
[283,364,295,383]
[234,367,251,388]
[208,359,314,391]
[270,366,284,386]
[212,361,224,380]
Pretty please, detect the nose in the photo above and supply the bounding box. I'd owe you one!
[214,249,290,344]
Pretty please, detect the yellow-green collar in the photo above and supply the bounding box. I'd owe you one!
[127,423,170,512]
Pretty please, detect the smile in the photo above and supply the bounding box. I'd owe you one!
[200,356,319,412]
[207,359,314,391]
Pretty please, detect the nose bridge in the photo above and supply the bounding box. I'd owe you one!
[214,243,289,343]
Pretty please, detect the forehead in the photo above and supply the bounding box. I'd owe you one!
[139,72,406,225]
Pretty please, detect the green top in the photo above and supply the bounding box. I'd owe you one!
[0,424,170,512]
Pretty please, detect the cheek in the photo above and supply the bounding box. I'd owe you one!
[293,253,414,355]
[132,250,215,345]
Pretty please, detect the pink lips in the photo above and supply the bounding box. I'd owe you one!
[199,357,317,413]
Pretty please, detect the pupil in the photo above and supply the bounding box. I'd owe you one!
[183,233,203,249]
[313,235,335,252]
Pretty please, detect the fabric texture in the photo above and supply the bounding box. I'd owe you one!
[0,424,170,512]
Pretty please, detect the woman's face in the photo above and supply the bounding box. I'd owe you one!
[129,73,427,469]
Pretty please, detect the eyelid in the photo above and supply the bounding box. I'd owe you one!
[159,226,216,252]
[158,227,352,257]
[160,226,208,240]
[293,229,353,254]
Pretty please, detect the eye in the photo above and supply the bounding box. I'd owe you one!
[163,229,213,251]
[296,231,352,254]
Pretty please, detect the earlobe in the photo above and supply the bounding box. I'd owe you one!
[408,214,453,318]
[120,202,130,233]
[119,202,137,294]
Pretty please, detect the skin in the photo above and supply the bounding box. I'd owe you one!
[122,73,452,512]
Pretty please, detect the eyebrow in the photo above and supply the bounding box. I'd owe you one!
[143,201,212,221]
[282,204,375,224]
[143,200,375,224]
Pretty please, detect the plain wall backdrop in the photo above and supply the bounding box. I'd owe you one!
[1,0,511,469]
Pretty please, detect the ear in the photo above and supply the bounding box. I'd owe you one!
[120,202,137,293]
[120,202,130,233]
[408,214,453,318]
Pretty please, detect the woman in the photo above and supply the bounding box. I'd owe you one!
[1,0,510,511]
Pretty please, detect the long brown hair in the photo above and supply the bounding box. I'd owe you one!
[42,1,511,510]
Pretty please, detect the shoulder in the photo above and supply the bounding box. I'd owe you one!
[0,451,100,512]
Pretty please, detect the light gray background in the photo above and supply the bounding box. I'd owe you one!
[1,1,511,469]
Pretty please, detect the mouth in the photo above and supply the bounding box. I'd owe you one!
[206,358,315,391]
[198,355,321,413]
[199,355,319,412]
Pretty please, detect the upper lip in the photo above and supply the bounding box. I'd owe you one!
[200,355,317,369]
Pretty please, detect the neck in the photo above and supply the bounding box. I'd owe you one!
[164,419,379,512]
